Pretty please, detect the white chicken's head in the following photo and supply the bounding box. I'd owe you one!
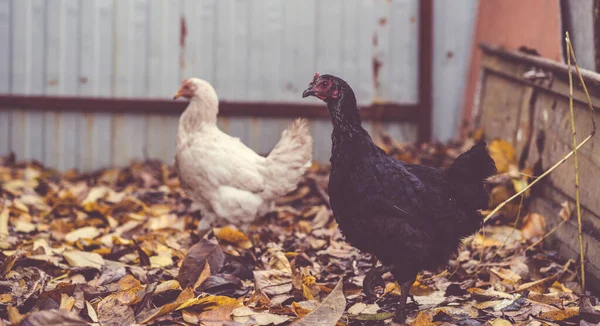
[173,78,218,102]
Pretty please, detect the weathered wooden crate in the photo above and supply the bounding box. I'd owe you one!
[475,44,600,290]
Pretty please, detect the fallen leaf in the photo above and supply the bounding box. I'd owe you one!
[150,255,174,268]
[214,226,253,249]
[86,300,99,323]
[538,307,579,321]
[63,250,104,270]
[292,280,345,326]
[140,288,195,324]
[521,213,546,241]
[178,239,225,289]
[254,269,292,296]
[176,295,240,311]
[232,306,290,325]
[14,220,36,233]
[490,318,513,326]
[97,293,136,326]
[65,226,101,242]
[490,267,522,285]
[0,208,8,239]
[183,304,240,325]
[488,139,516,174]
[21,309,88,326]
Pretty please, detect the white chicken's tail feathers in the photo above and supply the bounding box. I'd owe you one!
[263,118,313,201]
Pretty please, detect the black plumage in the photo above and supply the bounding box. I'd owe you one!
[302,73,496,322]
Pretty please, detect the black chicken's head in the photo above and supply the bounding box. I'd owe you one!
[302,73,346,103]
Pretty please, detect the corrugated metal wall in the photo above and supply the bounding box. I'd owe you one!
[0,0,476,171]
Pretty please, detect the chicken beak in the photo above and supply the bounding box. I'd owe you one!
[173,89,184,100]
[302,87,315,98]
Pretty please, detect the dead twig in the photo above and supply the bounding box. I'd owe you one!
[566,32,587,291]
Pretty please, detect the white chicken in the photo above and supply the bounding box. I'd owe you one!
[173,78,313,230]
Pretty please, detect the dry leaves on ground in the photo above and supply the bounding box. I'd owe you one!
[0,132,597,326]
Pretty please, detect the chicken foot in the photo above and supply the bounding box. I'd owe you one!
[392,280,416,323]
[363,266,391,299]
[363,266,417,305]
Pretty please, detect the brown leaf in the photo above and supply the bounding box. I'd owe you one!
[177,239,225,289]
[21,309,88,326]
[292,280,345,326]
[232,306,290,325]
[97,291,137,326]
[254,269,293,296]
[140,287,195,324]
[521,213,546,241]
[517,274,558,293]
[538,307,579,321]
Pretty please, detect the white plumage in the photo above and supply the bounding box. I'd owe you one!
[173,78,313,228]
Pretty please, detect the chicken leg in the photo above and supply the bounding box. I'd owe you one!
[363,265,391,299]
[392,279,415,323]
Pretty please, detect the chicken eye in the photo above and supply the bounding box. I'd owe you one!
[183,85,190,90]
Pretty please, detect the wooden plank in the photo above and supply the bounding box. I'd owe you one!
[530,197,600,290]
[476,73,527,145]
[461,0,562,137]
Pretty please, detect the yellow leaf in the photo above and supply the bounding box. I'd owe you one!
[487,139,517,174]
[214,226,253,249]
[150,255,174,268]
[7,305,24,325]
[176,295,241,311]
[411,310,440,326]
[490,318,512,326]
[14,219,36,233]
[63,250,104,270]
[59,293,76,311]
[0,294,12,304]
[292,302,312,317]
[0,208,8,239]
[65,226,101,242]
[517,274,558,293]
[549,281,573,293]
[410,279,435,296]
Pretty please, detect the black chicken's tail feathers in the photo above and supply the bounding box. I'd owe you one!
[447,142,497,210]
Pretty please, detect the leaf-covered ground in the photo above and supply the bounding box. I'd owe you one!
[0,135,599,326]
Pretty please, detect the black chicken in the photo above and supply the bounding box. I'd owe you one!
[302,73,496,322]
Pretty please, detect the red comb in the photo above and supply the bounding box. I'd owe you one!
[312,72,320,82]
